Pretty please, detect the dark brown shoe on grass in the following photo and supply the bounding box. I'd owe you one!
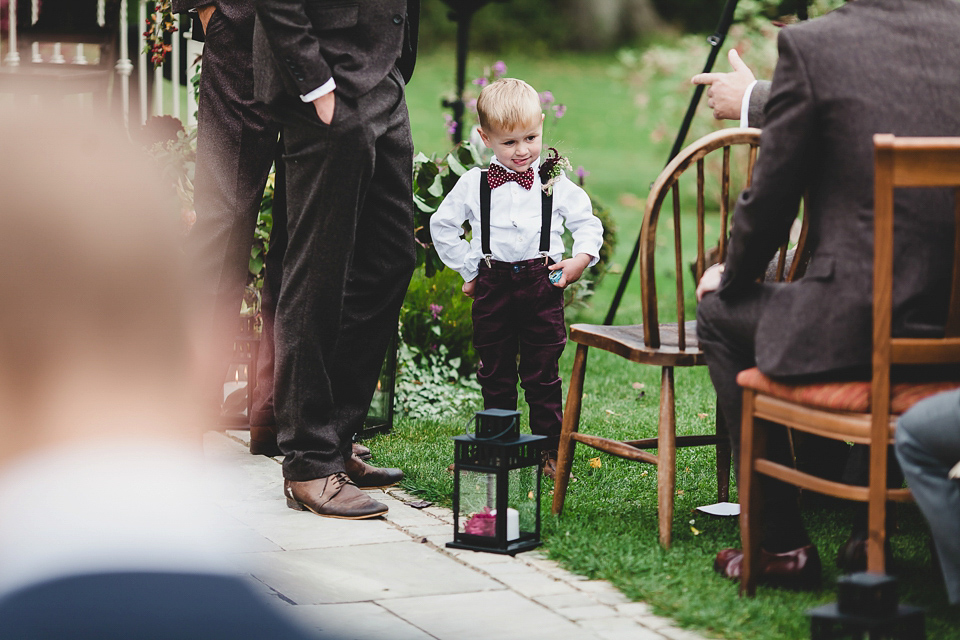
[284,474,388,519]
[345,453,403,489]
[352,442,372,460]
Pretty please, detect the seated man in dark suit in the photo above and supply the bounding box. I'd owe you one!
[695,0,960,588]
[0,113,319,640]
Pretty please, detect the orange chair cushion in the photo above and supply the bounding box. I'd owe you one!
[736,367,960,415]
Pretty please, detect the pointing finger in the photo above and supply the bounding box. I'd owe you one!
[692,72,721,85]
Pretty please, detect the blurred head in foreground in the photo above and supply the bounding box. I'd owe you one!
[0,110,320,638]
[0,110,199,461]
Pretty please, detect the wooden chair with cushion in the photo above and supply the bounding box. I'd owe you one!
[738,134,960,595]
[552,128,808,548]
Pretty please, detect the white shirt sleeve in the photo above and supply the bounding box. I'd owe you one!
[556,176,603,267]
[300,78,337,103]
[740,79,758,128]
[430,170,480,283]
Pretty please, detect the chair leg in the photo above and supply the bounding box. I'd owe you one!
[552,344,588,516]
[867,441,889,573]
[740,389,764,596]
[715,400,731,503]
[658,366,676,549]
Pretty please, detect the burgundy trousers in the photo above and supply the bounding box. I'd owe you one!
[472,258,567,450]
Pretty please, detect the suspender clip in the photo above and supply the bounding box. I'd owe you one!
[484,254,492,268]
[540,251,549,266]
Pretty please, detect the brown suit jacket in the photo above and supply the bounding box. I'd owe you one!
[252,0,418,103]
[718,0,960,377]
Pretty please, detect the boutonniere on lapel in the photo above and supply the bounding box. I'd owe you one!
[539,147,572,196]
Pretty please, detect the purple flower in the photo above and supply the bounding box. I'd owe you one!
[473,77,489,87]
[552,104,567,119]
[575,166,590,186]
[492,60,507,77]
[429,303,444,320]
[539,91,554,106]
[443,114,458,136]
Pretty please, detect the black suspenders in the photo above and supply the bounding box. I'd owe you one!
[479,169,554,267]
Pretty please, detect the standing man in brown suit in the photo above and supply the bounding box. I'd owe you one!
[174,0,286,450]
[253,0,419,518]
[695,0,960,588]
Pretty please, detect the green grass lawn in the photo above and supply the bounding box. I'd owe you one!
[372,47,960,640]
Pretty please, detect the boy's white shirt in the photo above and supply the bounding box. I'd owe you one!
[430,157,603,283]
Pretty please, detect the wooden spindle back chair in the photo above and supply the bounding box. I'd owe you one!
[553,128,808,548]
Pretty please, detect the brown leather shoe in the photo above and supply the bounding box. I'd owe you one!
[250,425,282,456]
[714,545,821,590]
[352,442,372,460]
[284,474,388,519]
[345,452,403,489]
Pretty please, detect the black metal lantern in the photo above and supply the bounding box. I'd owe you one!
[806,573,925,639]
[447,409,546,555]
[359,333,398,438]
[221,286,261,426]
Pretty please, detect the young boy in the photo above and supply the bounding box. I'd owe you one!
[430,78,603,478]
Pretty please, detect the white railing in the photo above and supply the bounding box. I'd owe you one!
[2,0,201,129]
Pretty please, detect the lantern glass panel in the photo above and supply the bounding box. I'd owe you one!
[508,466,538,537]
[457,470,497,537]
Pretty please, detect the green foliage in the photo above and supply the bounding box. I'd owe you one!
[401,266,476,370]
[395,342,482,420]
[251,174,275,289]
[413,142,487,278]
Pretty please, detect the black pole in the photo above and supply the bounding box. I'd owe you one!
[603,0,741,326]
[442,10,473,144]
[441,1,505,144]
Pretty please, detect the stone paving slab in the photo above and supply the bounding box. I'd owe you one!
[376,591,606,640]
[287,602,436,640]
[207,430,714,640]
[248,541,505,605]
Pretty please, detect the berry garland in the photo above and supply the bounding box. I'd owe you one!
[143,0,177,69]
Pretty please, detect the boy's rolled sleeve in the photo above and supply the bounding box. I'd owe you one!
[558,178,603,267]
[429,172,477,282]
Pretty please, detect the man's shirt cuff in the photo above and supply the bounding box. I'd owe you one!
[300,78,336,103]
[740,80,758,128]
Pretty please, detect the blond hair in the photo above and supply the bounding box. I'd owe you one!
[477,78,542,133]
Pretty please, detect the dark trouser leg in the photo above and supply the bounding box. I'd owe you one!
[189,6,280,416]
[250,146,286,427]
[696,284,810,552]
[273,70,415,481]
[516,264,566,451]
[895,389,960,604]
[472,267,520,414]
[327,77,416,459]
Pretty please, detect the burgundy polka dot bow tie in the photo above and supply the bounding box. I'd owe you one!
[487,164,535,190]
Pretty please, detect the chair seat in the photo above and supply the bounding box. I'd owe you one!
[737,367,960,415]
[569,321,703,366]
